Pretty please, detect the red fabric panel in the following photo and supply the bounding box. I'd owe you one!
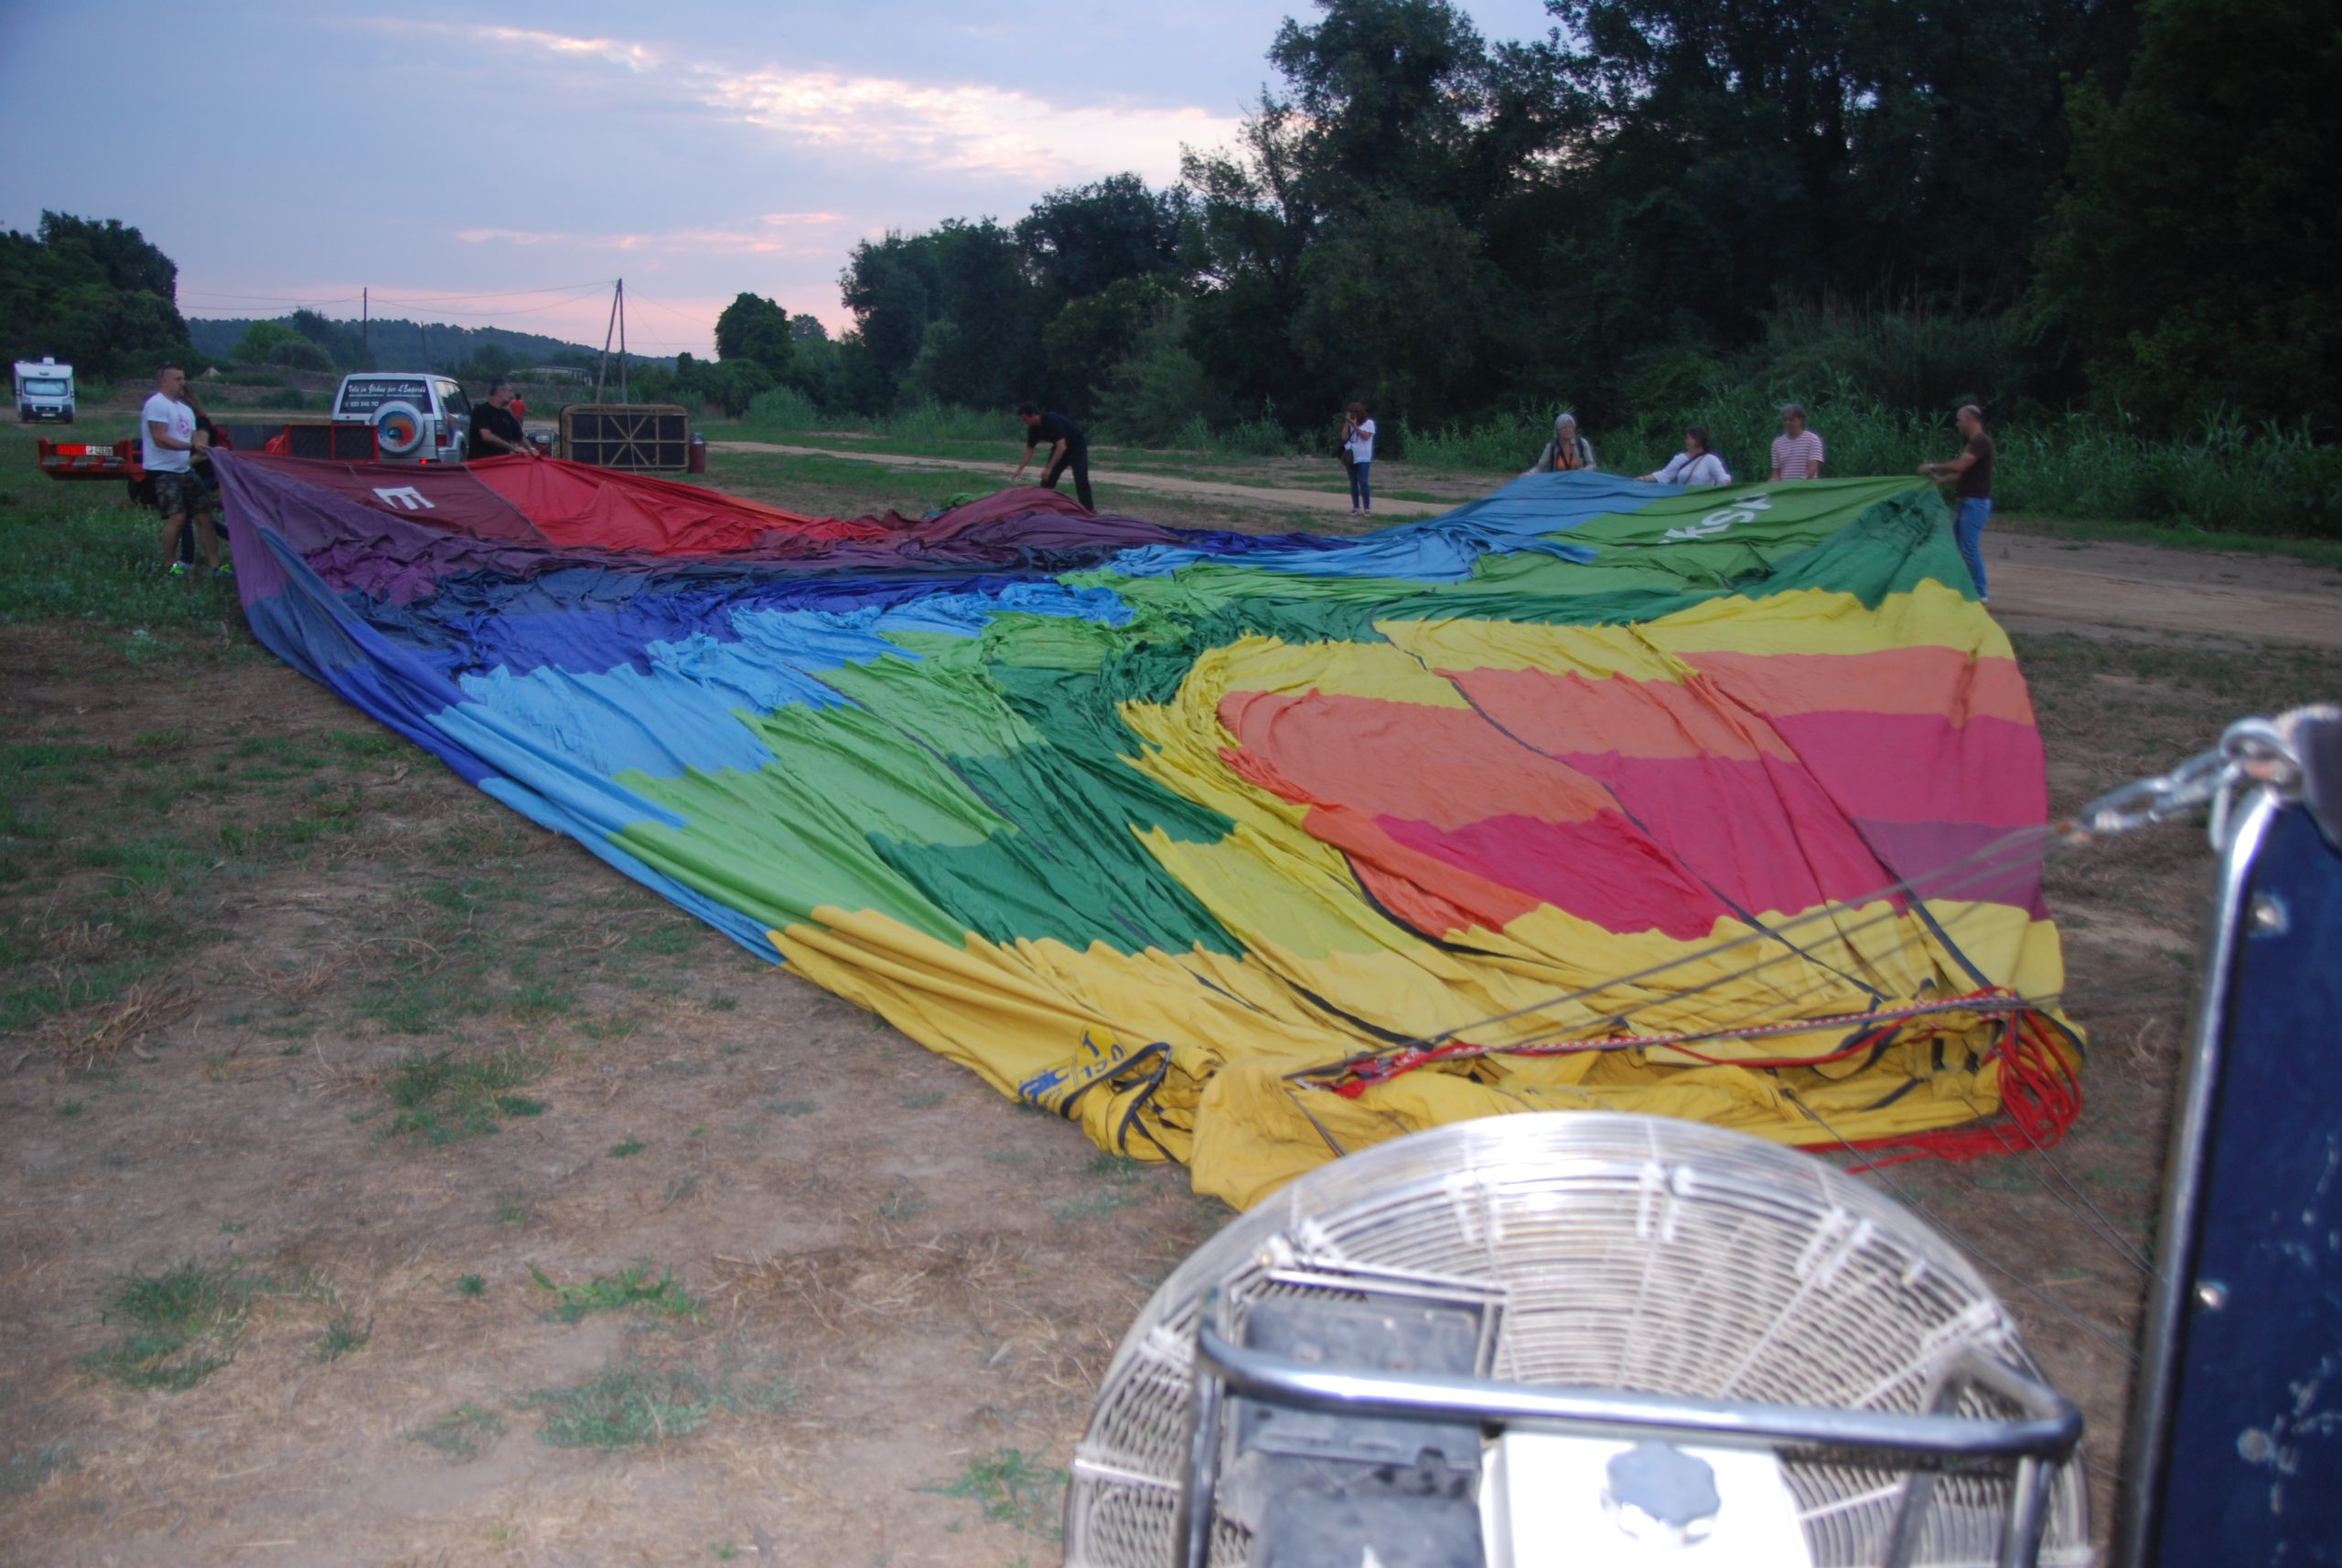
[235,454,872,553]
[1374,812,1730,940]
[466,456,876,552]
[1681,647,2036,725]
[1445,665,1794,762]
[1767,712,2047,827]
[1300,805,1545,936]
[1551,751,1894,914]
[1218,690,1613,829]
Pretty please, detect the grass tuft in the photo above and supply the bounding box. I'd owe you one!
[409,1402,504,1464]
[922,1447,1070,1540]
[527,1361,715,1449]
[529,1261,703,1325]
[1,1443,79,1498]
[314,1308,372,1362]
[77,1259,317,1391]
[382,1049,546,1144]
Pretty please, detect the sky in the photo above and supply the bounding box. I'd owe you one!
[0,0,1557,358]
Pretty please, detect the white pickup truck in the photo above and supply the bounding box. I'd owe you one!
[14,358,74,424]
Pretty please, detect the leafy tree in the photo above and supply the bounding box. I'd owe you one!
[38,212,181,301]
[1291,198,1500,422]
[1093,301,1230,440]
[1268,0,1502,213]
[843,221,1040,409]
[1041,274,1184,414]
[839,234,939,402]
[714,292,795,381]
[0,212,193,375]
[234,320,332,371]
[286,308,363,369]
[1017,175,1189,308]
[1539,0,2110,318]
[2029,0,2342,432]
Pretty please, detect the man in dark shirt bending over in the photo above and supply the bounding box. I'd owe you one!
[469,379,539,460]
[1010,403,1092,510]
[1920,403,1995,602]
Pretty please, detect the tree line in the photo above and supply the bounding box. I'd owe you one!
[701,0,2337,449]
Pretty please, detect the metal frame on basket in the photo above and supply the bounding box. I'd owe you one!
[1175,1283,2083,1568]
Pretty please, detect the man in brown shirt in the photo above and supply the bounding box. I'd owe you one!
[1922,404,1996,602]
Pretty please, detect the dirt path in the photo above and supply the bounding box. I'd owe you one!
[713,438,1452,520]
[1986,531,2342,648]
[714,440,2342,650]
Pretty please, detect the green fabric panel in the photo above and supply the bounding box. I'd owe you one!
[804,650,1241,953]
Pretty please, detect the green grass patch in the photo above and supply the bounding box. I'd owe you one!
[0,1442,78,1498]
[524,1338,799,1450]
[527,1361,717,1449]
[1049,1188,1144,1224]
[382,1049,546,1144]
[608,1134,645,1158]
[763,1098,815,1118]
[456,1273,488,1298]
[314,1308,372,1362]
[528,1261,703,1325]
[77,1259,317,1391]
[409,1402,505,1463]
[922,1447,1070,1540]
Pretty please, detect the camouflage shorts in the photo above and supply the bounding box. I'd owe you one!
[153,469,214,518]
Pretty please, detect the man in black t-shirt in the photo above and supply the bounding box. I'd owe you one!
[1921,403,1996,602]
[468,379,538,460]
[1010,403,1092,510]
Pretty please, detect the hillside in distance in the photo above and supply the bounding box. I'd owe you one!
[186,315,669,372]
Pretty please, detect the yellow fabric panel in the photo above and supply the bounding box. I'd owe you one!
[1379,580,2011,675]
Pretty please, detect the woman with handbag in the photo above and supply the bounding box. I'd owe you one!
[1341,401,1376,515]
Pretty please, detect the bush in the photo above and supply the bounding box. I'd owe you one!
[886,402,1004,444]
[741,385,825,432]
[1212,413,1294,458]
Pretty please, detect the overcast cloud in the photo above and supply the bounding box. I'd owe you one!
[0,0,1556,353]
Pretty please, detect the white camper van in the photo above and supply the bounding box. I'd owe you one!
[14,358,75,424]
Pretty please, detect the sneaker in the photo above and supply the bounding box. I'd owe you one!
[167,561,188,577]
[214,562,234,579]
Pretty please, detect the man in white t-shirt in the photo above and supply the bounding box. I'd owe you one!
[142,363,220,576]
[1769,403,1826,480]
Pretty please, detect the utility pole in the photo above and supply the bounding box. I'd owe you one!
[420,321,429,371]
[595,278,619,403]
[617,278,628,403]
[360,286,369,366]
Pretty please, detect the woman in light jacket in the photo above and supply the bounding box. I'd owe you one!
[1637,424,1732,487]
[1341,401,1376,514]
[1528,412,1595,475]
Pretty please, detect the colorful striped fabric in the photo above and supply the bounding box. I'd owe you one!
[212,455,2076,1207]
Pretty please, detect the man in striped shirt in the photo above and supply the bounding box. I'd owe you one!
[1769,403,1826,480]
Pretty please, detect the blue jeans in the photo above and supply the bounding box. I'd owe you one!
[1956,497,1993,598]
[1348,460,1371,510]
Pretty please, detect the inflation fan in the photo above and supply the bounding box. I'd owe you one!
[1069,1112,2090,1568]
